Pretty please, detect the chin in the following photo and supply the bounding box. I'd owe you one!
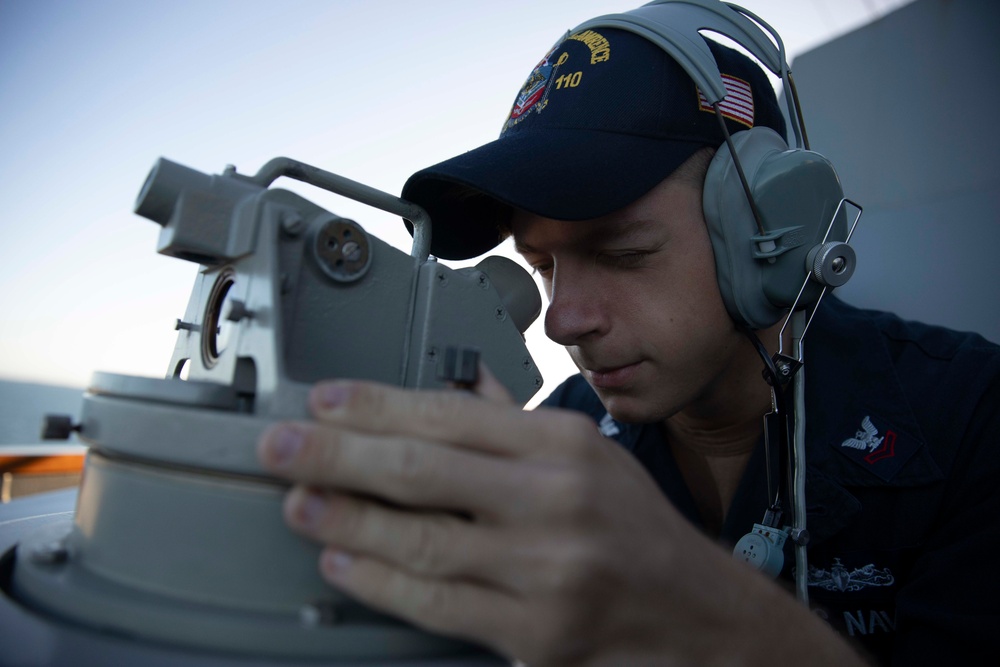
[597,392,672,425]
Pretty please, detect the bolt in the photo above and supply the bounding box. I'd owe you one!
[534,377,543,388]
[477,273,489,289]
[281,212,305,236]
[41,414,79,440]
[342,240,361,262]
[436,272,448,286]
[225,299,253,323]
[832,256,846,274]
[521,357,533,371]
[223,164,237,176]
[495,306,506,321]
[790,528,810,546]
[175,318,201,332]
[427,347,438,361]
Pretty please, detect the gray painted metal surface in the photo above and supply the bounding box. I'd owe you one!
[791,0,1000,342]
[0,492,504,667]
[0,157,537,665]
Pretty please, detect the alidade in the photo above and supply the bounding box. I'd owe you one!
[0,157,542,666]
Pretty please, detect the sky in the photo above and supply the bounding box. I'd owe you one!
[0,0,914,402]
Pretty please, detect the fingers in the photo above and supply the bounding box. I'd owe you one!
[471,361,515,404]
[307,379,519,454]
[317,546,521,654]
[257,422,526,516]
[283,486,508,581]
[305,378,597,459]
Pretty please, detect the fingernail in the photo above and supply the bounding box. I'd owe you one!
[265,425,303,467]
[295,491,326,527]
[314,383,350,409]
[322,549,353,575]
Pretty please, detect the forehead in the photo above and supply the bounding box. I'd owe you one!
[509,174,702,253]
[510,213,662,253]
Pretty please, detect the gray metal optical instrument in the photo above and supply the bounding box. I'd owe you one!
[0,156,543,666]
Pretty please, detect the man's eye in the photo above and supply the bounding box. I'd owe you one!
[600,251,649,268]
[531,263,554,278]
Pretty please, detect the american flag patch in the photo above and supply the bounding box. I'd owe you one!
[698,74,754,128]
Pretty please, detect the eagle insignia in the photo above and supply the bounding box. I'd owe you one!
[841,415,883,453]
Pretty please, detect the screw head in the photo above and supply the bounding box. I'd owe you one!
[790,528,810,546]
[342,240,362,262]
[281,212,305,236]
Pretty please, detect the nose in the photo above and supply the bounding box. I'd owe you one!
[543,265,606,346]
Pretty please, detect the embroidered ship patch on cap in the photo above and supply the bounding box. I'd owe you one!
[505,43,560,130]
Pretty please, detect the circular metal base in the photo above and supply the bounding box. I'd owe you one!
[1,491,507,667]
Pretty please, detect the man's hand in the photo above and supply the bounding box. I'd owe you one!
[256,370,858,666]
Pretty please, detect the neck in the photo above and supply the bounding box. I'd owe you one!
[664,321,784,455]
[663,320,787,535]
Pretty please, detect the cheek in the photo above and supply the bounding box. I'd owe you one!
[643,252,728,333]
[675,223,733,326]
[632,244,739,375]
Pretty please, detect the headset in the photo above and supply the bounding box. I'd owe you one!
[573,0,863,603]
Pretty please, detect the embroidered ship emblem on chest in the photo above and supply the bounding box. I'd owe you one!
[807,558,895,592]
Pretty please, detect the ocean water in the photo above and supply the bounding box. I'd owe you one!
[0,379,85,445]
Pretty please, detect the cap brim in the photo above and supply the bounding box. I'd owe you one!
[402,128,708,260]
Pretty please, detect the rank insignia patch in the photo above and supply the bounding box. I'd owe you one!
[834,414,920,481]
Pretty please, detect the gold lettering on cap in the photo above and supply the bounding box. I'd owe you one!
[568,30,611,64]
[554,71,583,89]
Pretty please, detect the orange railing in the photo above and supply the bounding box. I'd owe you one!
[0,445,87,502]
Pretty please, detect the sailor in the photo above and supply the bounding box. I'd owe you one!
[257,5,1000,664]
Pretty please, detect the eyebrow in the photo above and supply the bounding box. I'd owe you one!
[513,238,539,254]
[513,217,660,255]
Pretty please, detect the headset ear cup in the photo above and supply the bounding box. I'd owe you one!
[703,127,847,330]
[703,127,789,330]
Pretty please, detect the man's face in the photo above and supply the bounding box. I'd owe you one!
[511,168,746,424]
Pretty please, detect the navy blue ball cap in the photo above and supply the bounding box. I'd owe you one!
[402,27,785,260]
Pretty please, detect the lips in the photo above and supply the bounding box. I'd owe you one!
[584,361,642,390]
